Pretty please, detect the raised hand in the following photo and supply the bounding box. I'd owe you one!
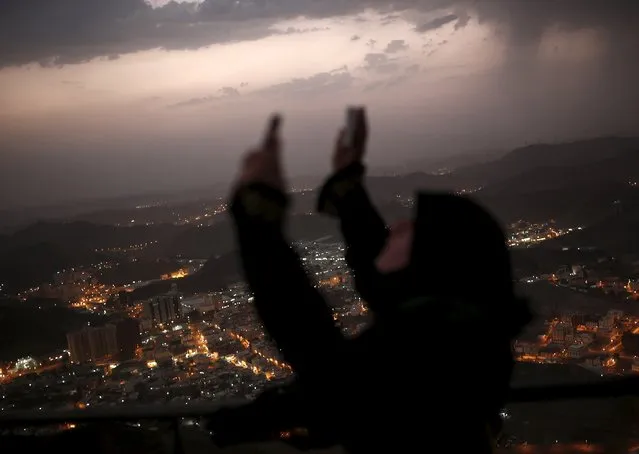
[332,108,368,172]
[235,114,286,192]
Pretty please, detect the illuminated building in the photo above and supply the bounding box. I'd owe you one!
[551,323,573,344]
[67,325,118,363]
[12,357,40,372]
[115,318,141,361]
[143,292,182,326]
[67,320,141,363]
[181,294,222,315]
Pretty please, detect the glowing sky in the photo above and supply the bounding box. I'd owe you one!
[0,1,637,207]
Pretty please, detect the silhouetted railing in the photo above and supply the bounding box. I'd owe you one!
[3,376,639,452]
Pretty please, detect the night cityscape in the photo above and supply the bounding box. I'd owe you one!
[2,0,639,453]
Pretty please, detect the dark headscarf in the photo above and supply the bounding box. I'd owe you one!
[361,192,531,337]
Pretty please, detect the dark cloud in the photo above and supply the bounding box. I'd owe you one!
[257,70,354,97]
[0,0,353,67]
[168,85,242,109]
[364,62,420,91]
[2,1,639,209]
[453,10,470,30]
[218,86,240,97]
[351,34,361,41]
[330,65,349,73]
[467,0,639,94]
[414,14,458,33]
[279,26,331,35]
[380,14,401,26]
[384,39,409,53]
[0,0,285,67]
[1,1,638,68]
[470,1,639,46]
[363,53,399,74]
[169,96,217,109]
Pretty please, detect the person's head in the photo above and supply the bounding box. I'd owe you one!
[362,192,530,340]
[373,193,516,304]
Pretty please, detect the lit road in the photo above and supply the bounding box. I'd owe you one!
[0,362,64,384]
[189,324,285,380]
[227,331,292,373]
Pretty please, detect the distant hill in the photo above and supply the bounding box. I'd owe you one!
[0,221,186,293]
[0,242,102,294]
[131,216,339,299]
[97,259,182,286]
[516,282,628,317]
[454,136,639,188]
[474,149,639,224]
[509,247,603,278]
[3,221,183,252]
[0,213,339,293]
[159,215,339,258]
[2,136,637,295]
[130,252,241,300]
[0,298,110,360]
[360,136,639,224]
[547,207,639,256]
[364,172,457,200]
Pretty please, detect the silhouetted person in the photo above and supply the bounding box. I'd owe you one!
[208,112,531,453]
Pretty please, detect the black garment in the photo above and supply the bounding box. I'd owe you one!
[213,165,530,453]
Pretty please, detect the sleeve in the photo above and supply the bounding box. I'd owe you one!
[230,183,345,380]
[317,163,390,312]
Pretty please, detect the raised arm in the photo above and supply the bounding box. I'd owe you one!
[317,163,388,295]
[229,117,344,381]
[317,121,390,313]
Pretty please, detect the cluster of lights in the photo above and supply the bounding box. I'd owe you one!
[507,221,579,247]
[189,324,284,380]
[95,241,158,254]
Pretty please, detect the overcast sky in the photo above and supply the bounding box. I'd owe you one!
[1,0,638,208]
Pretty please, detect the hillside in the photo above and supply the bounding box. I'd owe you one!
[517,282,629,317]
[0,298,110,360]
[97,259,182,285]
[0,242,103,294]
[473,148,639,224]
[130,252,241,299]
[360,136,639,224]
[454,136,639,188]
[2,221,183,252]
[1,136,637,295]
[546,207,639,255]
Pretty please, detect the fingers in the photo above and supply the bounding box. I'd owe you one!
[335,128,347,150]
[232,114,287,193]
[353,108,368,153]
[359,108,368,142]
[263,114,282,154]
